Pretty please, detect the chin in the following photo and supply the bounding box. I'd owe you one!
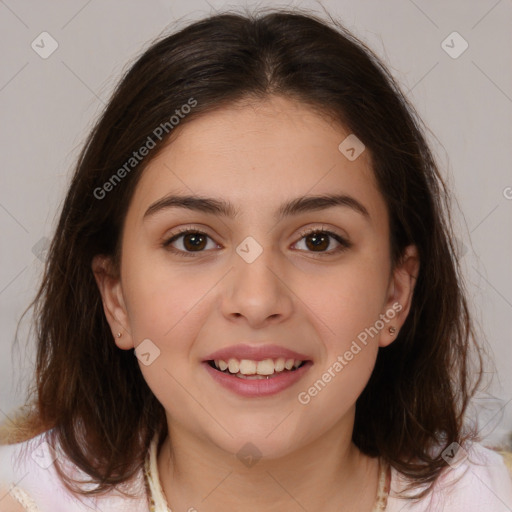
[207,426,306,462]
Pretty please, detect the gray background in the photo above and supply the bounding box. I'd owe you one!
[1,0,511,447]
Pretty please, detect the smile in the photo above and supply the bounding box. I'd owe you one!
[208,357,306,379]
[204,358,312,397]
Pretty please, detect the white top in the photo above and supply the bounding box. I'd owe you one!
[1,430,511,511]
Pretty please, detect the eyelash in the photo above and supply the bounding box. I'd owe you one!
[162,226,352,258]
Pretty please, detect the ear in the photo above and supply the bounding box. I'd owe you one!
[379,244,420,348]
[91,255,134,350]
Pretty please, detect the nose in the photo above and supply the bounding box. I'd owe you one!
[220,243,294,329]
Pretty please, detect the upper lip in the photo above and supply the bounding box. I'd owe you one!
[204,344,311,362]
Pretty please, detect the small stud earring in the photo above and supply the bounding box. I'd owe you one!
[116,332,122,338]
[388,326,397,334]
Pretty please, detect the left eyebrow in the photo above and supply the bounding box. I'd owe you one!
[143,193,370,222]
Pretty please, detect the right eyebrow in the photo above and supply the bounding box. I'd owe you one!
[143,194,238,220]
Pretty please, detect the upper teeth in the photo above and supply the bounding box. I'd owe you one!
[214,358,303,375]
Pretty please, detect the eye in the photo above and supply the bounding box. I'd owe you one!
[162,228,219,257]
[162,225,351,258]
[293,226,351,256]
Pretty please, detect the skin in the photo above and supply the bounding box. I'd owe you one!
[93,95,419,511]
[0,491,25,512]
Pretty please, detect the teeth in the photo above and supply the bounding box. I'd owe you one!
[213,357,304,375]
[236,373,269,380]
[228,359,239,373]
[256,359,275,375]
[239,359,257,374]
[284,359,295,370]
[275,358,285,372]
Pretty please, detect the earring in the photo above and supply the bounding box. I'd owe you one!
[116,332,122,338]
[388,326,397,334]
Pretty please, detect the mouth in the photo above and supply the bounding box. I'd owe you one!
[203,356,313,398]
[206,357,308,379]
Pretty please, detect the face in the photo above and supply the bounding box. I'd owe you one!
[93,95,418,460]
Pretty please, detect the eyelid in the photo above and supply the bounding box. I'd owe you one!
[162,225,212,244]
[296,224,346,240]
[161,224,352,257]
[161,226,219,257]
[294,225,352,254]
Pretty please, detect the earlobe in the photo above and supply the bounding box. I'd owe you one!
[379,244,420,347]
[91,255,134,350]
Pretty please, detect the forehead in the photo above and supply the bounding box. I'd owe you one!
[127,95,387,225]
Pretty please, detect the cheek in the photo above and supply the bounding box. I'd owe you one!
[311,257,390,347]
[297,265,385,417]
[303,257,390,411]
[122,259,215,417]
[298,347,377,434]
[120,248,212,340]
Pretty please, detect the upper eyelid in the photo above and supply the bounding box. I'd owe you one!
[297,225,340,237]
[163,225,350,247]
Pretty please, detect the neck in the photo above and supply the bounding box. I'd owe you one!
[156,416,380,512]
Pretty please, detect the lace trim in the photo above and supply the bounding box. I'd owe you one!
[8,483,42,512]
[144,433,391,512]
[144,434,172,512]
[372,458,391,511]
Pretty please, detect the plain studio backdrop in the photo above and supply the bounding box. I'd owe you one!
[0,0,511,447]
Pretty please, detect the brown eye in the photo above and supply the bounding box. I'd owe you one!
[181,232,208,251]
[304,231,330,251]
[294,228,351,255]
[163,229,218,257]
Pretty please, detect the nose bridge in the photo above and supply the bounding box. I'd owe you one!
[222,236,293,325]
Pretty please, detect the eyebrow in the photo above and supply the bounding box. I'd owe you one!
[143,193,370,222]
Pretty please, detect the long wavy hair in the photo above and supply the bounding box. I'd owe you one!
[4,7,485,501]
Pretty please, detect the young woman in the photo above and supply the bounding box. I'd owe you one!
[1,8,511,512]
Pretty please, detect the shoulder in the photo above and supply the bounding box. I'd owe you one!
[386,442,512,511]
[0,430,148,512]
[0,492,26,512]
[0,484,41,512]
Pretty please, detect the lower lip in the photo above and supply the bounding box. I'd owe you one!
[203,361,313,398]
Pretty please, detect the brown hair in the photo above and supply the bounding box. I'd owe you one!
[5,6,485,500]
